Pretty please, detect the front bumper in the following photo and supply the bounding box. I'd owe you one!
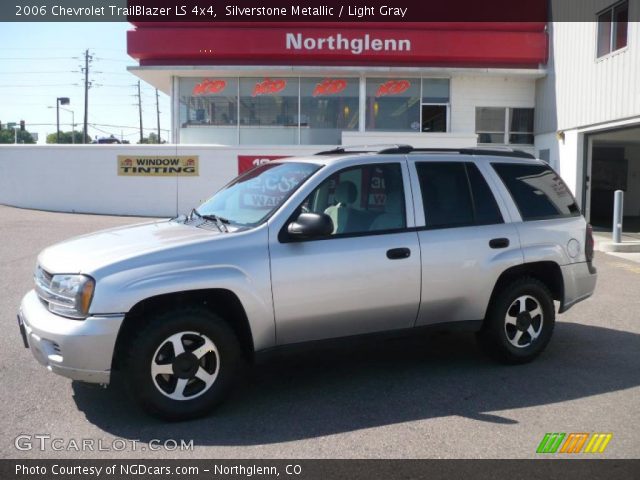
[18,290,124,384]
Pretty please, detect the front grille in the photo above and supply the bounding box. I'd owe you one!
[34,265,52,307]
[34,266,72,309]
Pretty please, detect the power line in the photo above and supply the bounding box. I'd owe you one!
[0,56,77,60]
[88,122,169,132]
[94,57,135,63]
[0,71,77,75]
[0,84,77,87]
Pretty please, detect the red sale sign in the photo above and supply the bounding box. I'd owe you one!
[237,155,289,174]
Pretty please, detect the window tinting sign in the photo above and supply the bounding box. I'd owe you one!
[117,156,199,176]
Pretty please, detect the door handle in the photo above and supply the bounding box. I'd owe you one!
[386,247,411,260]
[489,238,510,249]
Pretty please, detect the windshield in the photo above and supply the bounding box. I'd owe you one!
[196,162,321,227]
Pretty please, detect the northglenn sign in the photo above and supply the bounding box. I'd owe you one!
[128,24,547,68]
[285,33,411,55]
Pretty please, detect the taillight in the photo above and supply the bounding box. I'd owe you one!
[585,223,594,263]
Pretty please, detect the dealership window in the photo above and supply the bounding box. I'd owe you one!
[421,79,449,132]
[366,78,420,131]
[508,108,534,144]
[239,77,299,144]
[597,1,628,57]
[178,78,239,144]
[300,78,359,145]
[476,107,534,145]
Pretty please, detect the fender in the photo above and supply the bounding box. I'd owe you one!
[92,264,275,351]
[88,227,276,351]
[520,243,570,266]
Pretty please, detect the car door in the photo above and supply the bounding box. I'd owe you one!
[408,158,523,327]
[268,159,421,345]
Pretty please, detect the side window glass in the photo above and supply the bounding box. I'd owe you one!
[492,163,580,220]
[466,163,504,225]
[416,162,474,228]
[302,163,406,235]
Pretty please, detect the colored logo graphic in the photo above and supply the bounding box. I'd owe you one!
[192,79,227,95]
[375,79,411,97]
[312,78,348,97]
[536,433,612,454]
[252,78,287,96]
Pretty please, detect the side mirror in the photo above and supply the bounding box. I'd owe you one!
[287,212,334,239]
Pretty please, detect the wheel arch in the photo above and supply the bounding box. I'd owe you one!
[486,261,564,320]
[112,289,255,371]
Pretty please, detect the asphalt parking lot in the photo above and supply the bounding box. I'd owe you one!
[0,205,638,459]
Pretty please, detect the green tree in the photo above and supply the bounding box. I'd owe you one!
[0,129,35,144]
[46,131,89,144]
[138,132,164,144]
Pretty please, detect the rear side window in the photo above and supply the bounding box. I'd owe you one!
[467,164,503,225]
[416,162,503,228]
[492,163,580,221]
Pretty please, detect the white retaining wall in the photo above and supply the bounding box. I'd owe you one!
[0,145,323,217]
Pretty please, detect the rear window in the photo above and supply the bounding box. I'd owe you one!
[492,163,580,221]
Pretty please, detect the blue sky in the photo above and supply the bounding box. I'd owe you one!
[0,22,171,143]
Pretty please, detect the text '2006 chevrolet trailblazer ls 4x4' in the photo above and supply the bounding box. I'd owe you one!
[17,146,597,420]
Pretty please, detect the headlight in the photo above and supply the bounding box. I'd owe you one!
[35,270,95,319]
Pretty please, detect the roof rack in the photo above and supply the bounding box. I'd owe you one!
[314,144,412,155]
[315,145,535,159]
[407,147,536,159]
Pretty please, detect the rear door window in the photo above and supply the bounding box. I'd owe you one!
[416,162,503,228]
[492,163,580,221]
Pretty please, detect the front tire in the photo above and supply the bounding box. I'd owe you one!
[123,306,242,420]
[477,277,555,364]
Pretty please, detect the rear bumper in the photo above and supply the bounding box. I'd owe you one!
[560,262,598,313]
[18,290,124,384]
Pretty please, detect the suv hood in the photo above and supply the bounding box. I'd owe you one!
[38,220,222,274]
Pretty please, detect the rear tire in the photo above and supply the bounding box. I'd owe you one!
[477,277,555,364]
[123,306,242,420]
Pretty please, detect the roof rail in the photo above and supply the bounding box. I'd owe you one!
[314,144,413,155]
[315,145,535,159]
[406,147,536,159]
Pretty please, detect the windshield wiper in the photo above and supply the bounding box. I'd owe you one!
[190,208,229,232]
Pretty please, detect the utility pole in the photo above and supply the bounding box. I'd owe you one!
[155,88,161,143]
[136,81,143,143]
[81,49,92,144]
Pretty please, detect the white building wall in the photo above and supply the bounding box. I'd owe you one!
[537,4,640,134]
[535,4,640,211]
[451,75,537,134]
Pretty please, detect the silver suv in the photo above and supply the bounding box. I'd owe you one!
[17,146,597,420]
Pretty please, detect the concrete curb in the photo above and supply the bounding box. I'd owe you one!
[598,241,640,253]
